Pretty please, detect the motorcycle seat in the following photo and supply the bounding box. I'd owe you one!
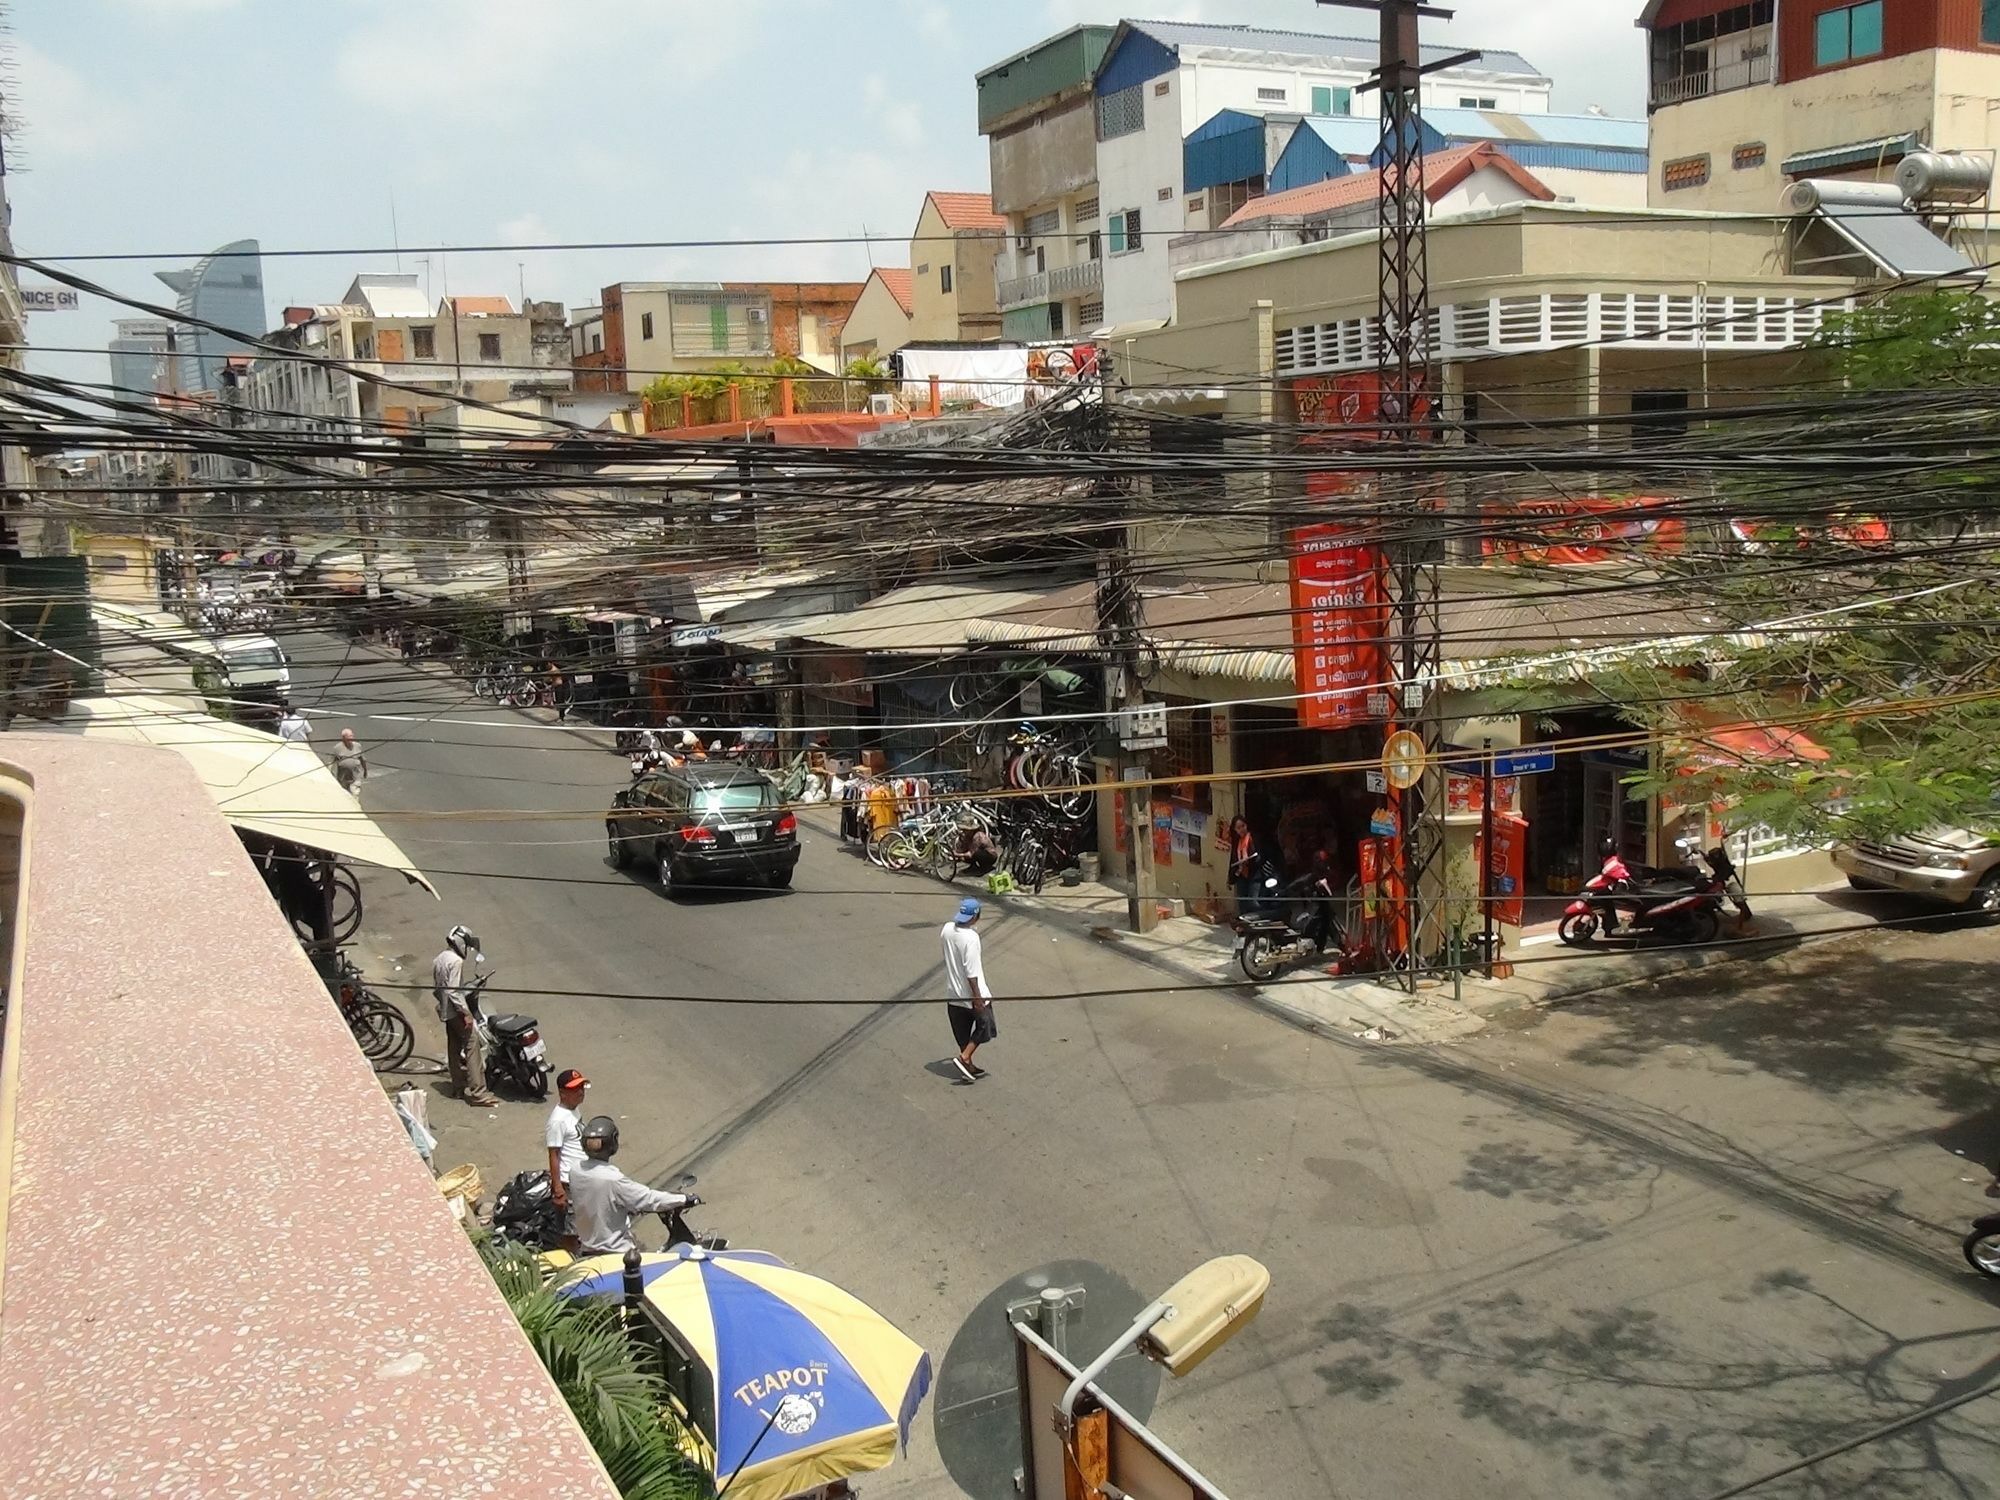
[486,1012,539,1038]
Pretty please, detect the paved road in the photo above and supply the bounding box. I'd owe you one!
[292,633,2000,1500]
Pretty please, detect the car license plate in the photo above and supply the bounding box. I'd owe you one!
[574,673,594,684]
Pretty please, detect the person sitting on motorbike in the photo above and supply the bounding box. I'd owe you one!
[566,1116,696,1258]
[1286,849,1342,954]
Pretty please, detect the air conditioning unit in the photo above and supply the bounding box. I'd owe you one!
[866,393,898,416]
[746,306,769,325]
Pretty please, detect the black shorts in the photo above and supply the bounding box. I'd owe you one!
[949,1004,979,1048]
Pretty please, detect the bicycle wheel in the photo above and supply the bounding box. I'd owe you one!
[342,995,397,1060]
[327,864,363,944]
[872,828,914,872]
[1016,836,1047,895]
[923,834,959,882]
[355,999,415,1071]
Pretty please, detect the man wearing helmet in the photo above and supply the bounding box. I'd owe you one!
[433,924,497,1108]
[567,1115,696,1257]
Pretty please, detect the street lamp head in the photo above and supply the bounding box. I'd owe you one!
[1139,1255,1270,1377]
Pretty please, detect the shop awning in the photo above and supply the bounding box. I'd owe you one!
[795,581,1062,657]
[54,696,438,895]
[1676,714,1833,769]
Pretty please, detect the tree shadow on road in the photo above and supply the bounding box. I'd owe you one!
[1311,1272,2000,1498]
[1549,937,2000,1117]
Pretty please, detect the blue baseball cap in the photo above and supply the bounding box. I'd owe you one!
[955,897,982,925]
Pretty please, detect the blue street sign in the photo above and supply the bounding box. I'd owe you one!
[1492,747,1556,777]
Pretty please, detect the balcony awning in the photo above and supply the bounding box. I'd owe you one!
[1781,133,1920,178]
[55,695,438,894]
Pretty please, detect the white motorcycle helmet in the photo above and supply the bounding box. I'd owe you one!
[445,923,483,962]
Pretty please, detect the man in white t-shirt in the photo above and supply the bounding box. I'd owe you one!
[275,702,310,743]
[545,1068,590,1215]
[939,896,995,1083]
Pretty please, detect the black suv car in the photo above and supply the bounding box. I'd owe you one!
[607,760,800,893]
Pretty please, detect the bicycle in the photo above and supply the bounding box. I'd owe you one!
[286,858,363,947]
[330,955,415,1072]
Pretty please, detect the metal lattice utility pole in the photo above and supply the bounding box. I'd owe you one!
[1322,1,1477,987]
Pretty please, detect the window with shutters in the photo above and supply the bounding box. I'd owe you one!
[410,326,435,360]
[1025,208,1061,236]
[641,311,655,340]
[1108,209,1142,254]
[1256,86,1286,102]
[478,332,501,361]
[1097,84,1144,140]
[940,264,953,293]
[668,292,774,356]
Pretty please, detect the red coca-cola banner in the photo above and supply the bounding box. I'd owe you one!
[1292,373,1431,438]
[1291,521,1385,729]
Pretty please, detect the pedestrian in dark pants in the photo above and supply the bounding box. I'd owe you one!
[940,897,995,1083]
[1230,816,1264,915]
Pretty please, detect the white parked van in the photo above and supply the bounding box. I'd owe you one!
[215,634,290,693]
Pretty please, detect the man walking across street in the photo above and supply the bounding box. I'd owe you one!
[332,727,368,794]
[433,924,497,1107]
[276,701,311,744]
[940,896,996,1083]
[545,1069,589,1218]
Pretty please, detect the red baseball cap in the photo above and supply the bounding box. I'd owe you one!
[556,1069,589,1091]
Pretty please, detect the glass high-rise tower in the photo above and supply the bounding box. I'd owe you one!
[155,239,266,394]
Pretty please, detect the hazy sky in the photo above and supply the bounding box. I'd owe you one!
[8,0,1651,387]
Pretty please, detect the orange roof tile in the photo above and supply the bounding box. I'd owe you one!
[1219,142,1552,228]
[443,295,515,315]
[927,191,1005,232]
[874,267,915,314]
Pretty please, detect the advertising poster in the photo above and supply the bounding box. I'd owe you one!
[1477,813,1530,927]
[1290,519,1385,729]
[1151,801,1174,865]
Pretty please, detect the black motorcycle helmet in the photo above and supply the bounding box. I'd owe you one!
[581,1115,620,1160]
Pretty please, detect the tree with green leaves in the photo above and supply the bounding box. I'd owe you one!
[480,1239,712,1500]
[1599,290,2000,844]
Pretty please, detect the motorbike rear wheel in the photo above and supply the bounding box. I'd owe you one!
[1963,1227,2000,1278]
[1685,907,1721,945]
[1240,935,1280,981]
[1557,911,1600,948]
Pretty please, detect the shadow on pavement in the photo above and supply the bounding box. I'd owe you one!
[1549,940,2000,1117]
[1312,1274,2000,1498]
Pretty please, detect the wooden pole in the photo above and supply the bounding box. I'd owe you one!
[1062,1405,1109,1500]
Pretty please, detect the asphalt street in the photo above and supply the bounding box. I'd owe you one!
[291,632,2000,1500]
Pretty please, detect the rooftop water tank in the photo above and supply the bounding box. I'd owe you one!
[1894,151,1991,205]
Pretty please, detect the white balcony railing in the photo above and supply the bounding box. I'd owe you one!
[998,257,1102,311]
[1650,50,1771,107]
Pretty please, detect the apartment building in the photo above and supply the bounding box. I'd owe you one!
[1086,20,1551,327]
[573,281,863,393]
[243,274,570,442]
[978,25,1117,342]
[1642,0,2000,210]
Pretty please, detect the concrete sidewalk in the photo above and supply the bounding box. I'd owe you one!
[803,802,1890,1044]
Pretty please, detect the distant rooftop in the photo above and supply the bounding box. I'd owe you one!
[1113,18,1544,81]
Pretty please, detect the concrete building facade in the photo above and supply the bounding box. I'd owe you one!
[574,281,864,393]
[1641,0,2000,210]
[979,25,1116,343]
[107,319,173,398]
[908,193,1006,342]
[836,267,915,363]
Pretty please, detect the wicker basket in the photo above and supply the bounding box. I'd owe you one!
[436,1163,482,1219]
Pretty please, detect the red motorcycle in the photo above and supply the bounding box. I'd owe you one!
[1559,841,1725,948]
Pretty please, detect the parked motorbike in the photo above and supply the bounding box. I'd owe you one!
[469,970,550,1099]
[1965,1212,2000,1278]
[1236,873,1343,981]
[1558,840,1725,949]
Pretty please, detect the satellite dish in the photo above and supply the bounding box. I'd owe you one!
[932,1259,1164,1499]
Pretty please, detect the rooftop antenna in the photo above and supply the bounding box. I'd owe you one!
[390,188,401,272]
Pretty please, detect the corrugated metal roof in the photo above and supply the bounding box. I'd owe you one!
[1123,20,1543,79]
[1422,107,1647,151]
[794,581,1061,656]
